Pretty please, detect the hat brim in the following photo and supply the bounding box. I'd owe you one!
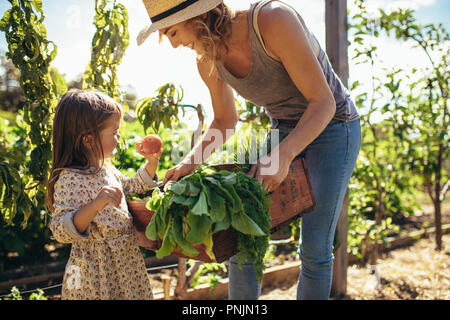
[137,0,223,46]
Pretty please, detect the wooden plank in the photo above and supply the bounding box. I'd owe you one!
[155,261,303,300]
[3,224,448,299]
[325,0,349,85]
[347,224,450,263]
[325,0,349,298]
[0,272,64,292]
[157,224,450,300]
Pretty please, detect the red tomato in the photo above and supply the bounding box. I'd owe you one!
[141,135,162,154]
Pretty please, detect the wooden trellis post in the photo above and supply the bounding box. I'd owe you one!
[325,0,349,298]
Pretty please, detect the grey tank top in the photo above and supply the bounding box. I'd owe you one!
[216,0,359,122]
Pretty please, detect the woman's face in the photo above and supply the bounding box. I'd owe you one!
[159,21,199,52]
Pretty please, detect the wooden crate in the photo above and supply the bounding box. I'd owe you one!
[268,157,316,232]
[128,157,315,263]
[127,200,237,263]
[211,157,316,232]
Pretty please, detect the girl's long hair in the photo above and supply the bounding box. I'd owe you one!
[46,89,122,212]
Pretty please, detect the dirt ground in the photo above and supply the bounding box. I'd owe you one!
[259,234,450,300]
[7,196,448,300]
[145,233,449,300]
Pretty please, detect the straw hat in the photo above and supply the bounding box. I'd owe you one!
[137,0,224,46]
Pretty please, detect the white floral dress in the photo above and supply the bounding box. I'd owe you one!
[50,162,157,300]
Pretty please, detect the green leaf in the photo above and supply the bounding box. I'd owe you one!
[205,177,235,209]
[167,180,187,195]
[145,214,158,241]
[49,67,67,96]
[231,211,265,236]
[213,212,231,233]
[185,179,201,197]
[202,233,215,261]
[222,180,243,213]
[172,194,198,208]
[0,9,11,31]
[207,189,226,222]
[172,216,198,257]
[156,219,176,258]
[186,212,212,244]
[145,187,163,211]
[191,190,208,215]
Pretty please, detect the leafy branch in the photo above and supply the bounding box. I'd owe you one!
[0,0,65,226]
[136,83,188,133]
[83,0,129,104]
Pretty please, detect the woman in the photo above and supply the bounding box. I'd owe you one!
[137,0,361,300]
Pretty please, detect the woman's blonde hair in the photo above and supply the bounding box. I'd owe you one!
[160,3,240,73]
[188,3,234,62]
[46,89,122,212]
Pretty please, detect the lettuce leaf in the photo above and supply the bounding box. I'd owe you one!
[231,211,265,236]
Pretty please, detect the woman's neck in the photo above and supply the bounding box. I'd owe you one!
[219,13,247,53]
[218,10,253,78]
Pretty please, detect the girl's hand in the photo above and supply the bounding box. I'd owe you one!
[163,161,198,184]
[136,141,163,161]
[137,141,162,179]
[247,150,292,193]
[94,186,123,211]
[73,186,123,234]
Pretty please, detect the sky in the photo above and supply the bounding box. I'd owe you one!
[1,0,449,126]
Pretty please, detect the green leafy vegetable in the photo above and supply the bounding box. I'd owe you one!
[191,191,208,215]
[145,165,271,282]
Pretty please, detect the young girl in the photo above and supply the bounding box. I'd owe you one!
[47,89,161,300]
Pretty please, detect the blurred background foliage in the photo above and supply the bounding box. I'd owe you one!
[0,0,448,274]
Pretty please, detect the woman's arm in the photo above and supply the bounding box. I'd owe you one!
[163,60,238,183]
[249,2,336,191]
[259,2,336,159]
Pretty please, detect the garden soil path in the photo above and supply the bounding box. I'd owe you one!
[259,234,450,300]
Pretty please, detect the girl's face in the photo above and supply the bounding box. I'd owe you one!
[160,21,200,52]
[99,113,121,160]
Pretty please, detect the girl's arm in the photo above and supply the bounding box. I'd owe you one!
[116,152,160,195]
[50,172,121,242]
[248,3,336,192]
[72,186,123,233]
[163,61,239,183]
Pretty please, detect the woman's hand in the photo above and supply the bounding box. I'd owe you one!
[163,161,198,184]
[247,149,293,193]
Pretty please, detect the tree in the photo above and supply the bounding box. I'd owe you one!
[0,0,66,226]
[377,8,449,251]
[0,54,25,112]
[82,0,129,106]
[350,0,449,251]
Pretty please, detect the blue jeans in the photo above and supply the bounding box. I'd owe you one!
[228,118,361,300]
